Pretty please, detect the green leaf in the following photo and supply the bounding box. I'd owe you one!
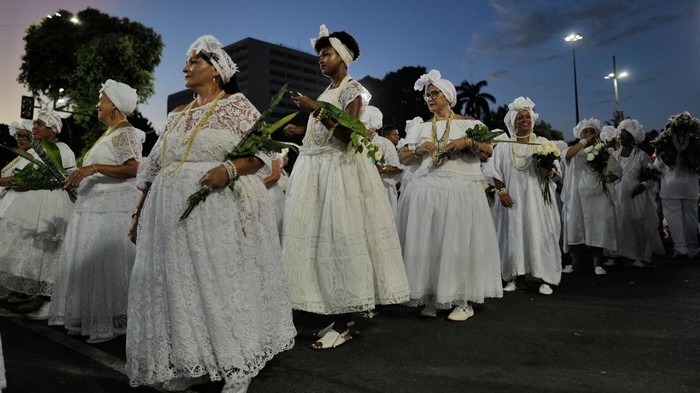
[41,139,66,173]
[0,145,46,168]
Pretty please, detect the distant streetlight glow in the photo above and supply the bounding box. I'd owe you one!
[606,55,628,125]
[564,33,583,124]
[70,16,80,24]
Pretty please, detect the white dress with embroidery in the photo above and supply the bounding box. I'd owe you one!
[49,127,144,340]
[483,136,562,285]
[397,119,503,308]
[282,79,410,314]
[126,94,295,387]
[612,148,664,261]
[561,147,622,252]
[0,143,76,296]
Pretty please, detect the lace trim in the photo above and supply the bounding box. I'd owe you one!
[48,315,128,338]
[128,338,294,387]
[405,294,490,309]
[293,292,409,315]
[0,272,52,296]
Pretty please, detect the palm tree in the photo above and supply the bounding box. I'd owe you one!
[455,80,496,122]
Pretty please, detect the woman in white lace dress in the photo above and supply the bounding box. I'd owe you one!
[396,70,502,321]
[0,108,76,320]
[126,36,295,393]
[49,80,144,343]
[483,97,561,296]
[282,25,409,350]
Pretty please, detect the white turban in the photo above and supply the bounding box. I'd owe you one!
[35,106,63,134]
[8,120,33,137]
[360,106,383,130]
[573,118,601,139]
[503,97,539,135]
[188,35,238,83]
[99,79,138,116]
[600,125,619,142]
[414,69,457,108]
[617,119,645,144]
[311,24,355,66]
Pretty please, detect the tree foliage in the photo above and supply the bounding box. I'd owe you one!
[533,120,564,141]
[18,7,163,151]
[358,66,430,136]
[456,80,496,122]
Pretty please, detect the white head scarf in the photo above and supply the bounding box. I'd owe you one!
[414,69,457,108]
[8,120,33,137]
[573,118,601,139]
[503,97,539,135]
[99,79,138,116]
[311,24,356,66]
[188,35,238,83]
[35,106,63,134]
[360,106,383,130]
[600,125,619,142]
[617,119,645,144]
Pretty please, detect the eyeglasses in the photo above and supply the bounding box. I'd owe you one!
[423,90,442,102]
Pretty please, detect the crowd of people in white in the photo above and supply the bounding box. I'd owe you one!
[0,26,697,393]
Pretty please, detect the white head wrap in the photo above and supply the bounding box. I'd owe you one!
[617,119,645,144]
[405,116,423,132]
[188,35,238,83]
[35,106,63,134]
[414,69,457,108]
[503,97,539,135]
[573,118,601,139]
[600,125,619,142]
[99,79,138,116]
[311,24,355,66]
[360,106,383,130]
[8,120,33,137]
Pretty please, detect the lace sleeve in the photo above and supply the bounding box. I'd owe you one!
[339,80,371,111]
[221,94,273,171]
[109,127,145,164]
[136,135,163,189]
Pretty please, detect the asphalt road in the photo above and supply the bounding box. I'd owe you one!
[1,257,698,393]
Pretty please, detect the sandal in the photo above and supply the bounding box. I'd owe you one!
[310,329,342,350]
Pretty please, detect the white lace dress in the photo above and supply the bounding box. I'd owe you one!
[126,94,295,387]
[396,119,503,308]
[49,127,144,340]
[612,148,664,261]
[483,136,562,285]
[282,79,410,314]
[0,143,76,296]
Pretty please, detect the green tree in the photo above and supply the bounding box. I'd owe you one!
[455,80,496,122]
[485,104,509,135]
[533,120,564,141]
[18,8,163,154]
[359,66,430,136]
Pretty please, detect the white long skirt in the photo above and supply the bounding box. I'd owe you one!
[397,172,503,308]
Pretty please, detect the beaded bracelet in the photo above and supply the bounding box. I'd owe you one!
[313,107,326,122]
[92,164,98,174]
[224,160,239,181]
[497,187,508,197]
[579,138,588,147]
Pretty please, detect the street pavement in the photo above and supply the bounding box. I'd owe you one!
[1,257,699,393]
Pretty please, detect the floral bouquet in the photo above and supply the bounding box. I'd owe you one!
[583,140,611,196]
[638,163,663,183]
[1,138,77,202]
[180,85,298,220]
[533,140,561,206]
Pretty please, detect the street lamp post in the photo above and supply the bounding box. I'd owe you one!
[564,33,583,125]
[604,55,628,126]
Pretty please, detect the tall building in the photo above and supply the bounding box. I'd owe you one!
[167,37,329,120]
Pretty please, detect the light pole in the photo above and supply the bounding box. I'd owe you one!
[564,33,583,125]
[604,55,628,126]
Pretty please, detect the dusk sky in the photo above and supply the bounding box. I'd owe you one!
[1,0,698,139]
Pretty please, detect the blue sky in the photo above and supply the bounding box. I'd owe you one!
[1,0,698,139]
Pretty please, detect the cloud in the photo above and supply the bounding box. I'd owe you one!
[470,0,694,64]
[486,70,509,79]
